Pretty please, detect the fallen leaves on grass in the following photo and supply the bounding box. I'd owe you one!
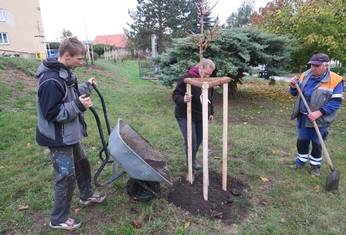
[131,220,142,229]
[314,185,320,193]
[259,200,267,206]
[260,177,270,182]
[74,207,82,213]
[18,205,29,211]
[303,219,310,225]
[130,207,139,214]
[184,221,191,228]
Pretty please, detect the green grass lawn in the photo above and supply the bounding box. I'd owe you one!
[0,57,345,234]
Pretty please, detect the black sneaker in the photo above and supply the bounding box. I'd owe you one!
[49,218,82,231]
[288,163,305,169]
[310,166,320,176]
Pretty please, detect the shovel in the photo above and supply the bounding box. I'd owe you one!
[295,84,340,191]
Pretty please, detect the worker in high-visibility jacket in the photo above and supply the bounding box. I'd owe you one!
[288,53,344,177]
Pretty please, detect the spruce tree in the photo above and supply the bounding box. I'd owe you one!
[125,0,215,54]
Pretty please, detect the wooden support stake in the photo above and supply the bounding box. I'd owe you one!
[202,84,209,201]
[184,76,232,200]
[184,77,231,89]
[222,83,228,191]
[186,84,193,183]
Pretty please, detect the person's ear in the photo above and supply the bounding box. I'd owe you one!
[63,51,71,59]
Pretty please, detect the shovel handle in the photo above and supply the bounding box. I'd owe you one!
[295,84,335,171]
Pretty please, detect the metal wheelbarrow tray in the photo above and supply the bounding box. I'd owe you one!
[108,118,172,185]
[89,86,172,201]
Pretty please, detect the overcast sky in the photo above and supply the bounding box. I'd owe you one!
[39,0,270,42]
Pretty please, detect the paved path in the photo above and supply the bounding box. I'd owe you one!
[272,76,291,82]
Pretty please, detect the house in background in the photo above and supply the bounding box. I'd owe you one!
[93,34,132,59]
[0,0,46,58]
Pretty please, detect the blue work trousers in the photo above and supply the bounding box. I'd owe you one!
[295,114,328,167]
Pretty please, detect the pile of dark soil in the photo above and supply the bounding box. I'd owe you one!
[167,170,250,225]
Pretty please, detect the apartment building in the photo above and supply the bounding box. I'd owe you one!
[0,0,46,58]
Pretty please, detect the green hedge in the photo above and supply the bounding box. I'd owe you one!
[330,67,345,75]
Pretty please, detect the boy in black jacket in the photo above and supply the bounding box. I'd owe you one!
[36,37,106,231]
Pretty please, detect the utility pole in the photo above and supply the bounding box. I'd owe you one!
[151,34,157,58]
[83,20,91,63]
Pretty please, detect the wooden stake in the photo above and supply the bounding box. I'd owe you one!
[184,76,232,200]
[186,84,193,183]
[222,83,228,191]
[202,84,209,200]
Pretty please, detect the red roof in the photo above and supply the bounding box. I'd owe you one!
[92,34,130,48]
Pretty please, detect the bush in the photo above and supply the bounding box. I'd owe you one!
[330,67,345,75]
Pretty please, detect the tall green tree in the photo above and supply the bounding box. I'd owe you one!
[226,0,255,27]
[124,0,214,54]
[60,29,73,40]
[190,0,214,33]
[252,0,346,69]
[47,42,60,50]
[154,27,291,96]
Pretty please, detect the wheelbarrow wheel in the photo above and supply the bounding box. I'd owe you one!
[126,178,161,201]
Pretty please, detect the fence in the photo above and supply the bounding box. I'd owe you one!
[138,60,159,80]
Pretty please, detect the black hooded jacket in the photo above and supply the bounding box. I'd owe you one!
[35,58,92,147]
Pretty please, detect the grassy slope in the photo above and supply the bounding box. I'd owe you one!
[0,57,345,234]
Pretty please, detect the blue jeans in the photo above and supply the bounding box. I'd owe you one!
[176,118,203,169]
[49,142,93,224]
[295,114,328,167]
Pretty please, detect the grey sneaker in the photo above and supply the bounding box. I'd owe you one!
[79,193,106,207]
[49,218,82,231]
[310,166,320,176]
[288,163,305,169]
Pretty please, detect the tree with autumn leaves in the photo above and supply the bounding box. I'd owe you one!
[252,0,345,70]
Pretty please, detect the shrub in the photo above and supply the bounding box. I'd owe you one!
[330,67,345,75]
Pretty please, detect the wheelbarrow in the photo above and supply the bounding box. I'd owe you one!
[89,86,172,201]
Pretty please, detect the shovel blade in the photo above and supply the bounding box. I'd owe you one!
[325,171,340,191]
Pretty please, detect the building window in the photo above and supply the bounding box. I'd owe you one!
[0,33,9,44]
[0,9,4,21]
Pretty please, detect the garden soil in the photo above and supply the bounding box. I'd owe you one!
[167,170,250,225]
[165,93,255,225]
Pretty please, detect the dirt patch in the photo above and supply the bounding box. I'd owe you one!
[0,69,37,112]
[28,212,47,233]
[0,69,36,87]
[167,170,250,225]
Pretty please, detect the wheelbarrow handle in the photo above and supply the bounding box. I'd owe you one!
[88,84,127,187]
[91,84,111,136]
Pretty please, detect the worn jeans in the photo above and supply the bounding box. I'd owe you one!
[295,114,328,167]
[176,117,203,169]
[49,142,93,224]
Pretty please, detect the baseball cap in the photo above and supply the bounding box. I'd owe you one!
[307,53,329,65]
